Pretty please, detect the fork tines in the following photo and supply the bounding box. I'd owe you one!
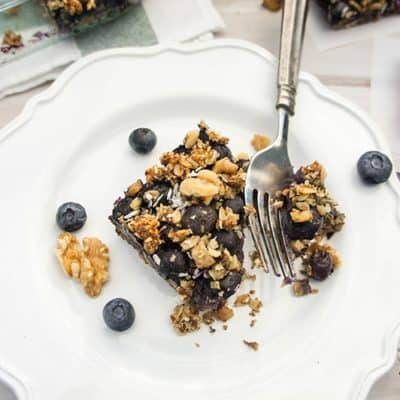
[246,188,295,280]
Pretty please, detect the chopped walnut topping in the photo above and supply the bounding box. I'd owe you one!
[177,280,194,301]
[184,130,199,149]
[180,177,219,200]
[86,0,96,11]
[234,294,251,306]
[244,204,256,216]
[2,30,22,47]
[191,236,219,269]
[250,250,263,269]
[168,229,192,243]
[262,0,282,11]
[291,240,306,254]
[130,198,142,210]
[222,249,241,271]
[181,235,200,251]
[251,134,271,151]
[128,214,161,254]
[63,0,83,15]
[235,152,250,161]
[243,340,259,351]
[55,233,109,297]
[81,237,109,297]
[208,130,229,144]
[209,263,226,280]
[160,151,196,180]
[292,279,316,297]
[243,270,257,281]
[290,208,313,223]
[127,179,143,196]
[217,305,234,321]
[202,311,216,325]
[249,297,263,313]
[145,165,168,183]
[156,205,182,224]
[217,207,240,230]
[213,158,239,174]
[190,141,218,168]
[170,303,201,335]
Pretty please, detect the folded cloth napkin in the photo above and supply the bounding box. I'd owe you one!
[0,0,224,99]
[371,37,400,175]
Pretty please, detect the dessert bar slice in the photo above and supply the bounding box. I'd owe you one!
[110,122,249,311]
[317,0,400,29]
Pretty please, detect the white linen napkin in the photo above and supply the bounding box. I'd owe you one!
[371,37,400,173]
[308,2,400,51]
[0,0,224,99]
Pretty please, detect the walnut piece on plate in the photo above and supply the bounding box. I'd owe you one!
[55,232,109,297]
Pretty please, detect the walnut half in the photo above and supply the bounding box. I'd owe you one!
[55,232,109,297]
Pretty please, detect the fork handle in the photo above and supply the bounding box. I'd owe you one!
[276,0,309,115]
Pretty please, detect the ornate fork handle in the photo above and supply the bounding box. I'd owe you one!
[276,0,309,116]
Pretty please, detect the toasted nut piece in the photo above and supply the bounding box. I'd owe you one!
[290,208,313,223]
[251,134,271,151]
[184,130,199,149]
[217,306,234,321]
[213,158,239,174]
[197,169,221,185]
[127,179,143,196]
[180,177,219,198]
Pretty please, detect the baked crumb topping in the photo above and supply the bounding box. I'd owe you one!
[251,134,271,151]
[243,340,259,351]
[2,30,22,47]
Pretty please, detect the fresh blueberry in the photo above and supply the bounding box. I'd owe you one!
[214,144,233,160]
[357,151,392,184]
[182,205,218,235]
[158,248,189,275]
[215,230,242,253]
[112,197,133,219]
[56,202,87,232]
[310,250,333,281]
[223,196,244,215]
[103,298,135,332]
[129,128,157,154]
[282,208,322,240]
[198,127,209,142]
[220,272,242,296]
[190,278,222,310]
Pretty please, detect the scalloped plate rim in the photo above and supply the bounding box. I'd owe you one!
[0,39,399,400]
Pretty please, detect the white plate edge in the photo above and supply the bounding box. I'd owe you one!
[0,38,399,400]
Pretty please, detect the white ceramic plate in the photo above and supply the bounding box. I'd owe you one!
[0,40,399,400]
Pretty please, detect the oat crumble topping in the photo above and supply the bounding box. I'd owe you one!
[111,122,249,335]
[243,340,259,351]
[251,134,271,151]
[2,30,22,48]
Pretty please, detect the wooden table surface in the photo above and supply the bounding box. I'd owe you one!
[0,1,398,398]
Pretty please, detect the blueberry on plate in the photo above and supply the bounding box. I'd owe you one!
[282,208,322,240]
[129,128,157,154]
[182,205,218,235]
[357,151,392,184]
[56,202,87,232]
[310,250,333,281]
[103,298,135,332]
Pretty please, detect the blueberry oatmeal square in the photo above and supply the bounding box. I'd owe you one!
[110,121,250,334]
[273,161,345,293]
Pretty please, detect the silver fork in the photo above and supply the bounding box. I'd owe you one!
[245,0,309,280]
